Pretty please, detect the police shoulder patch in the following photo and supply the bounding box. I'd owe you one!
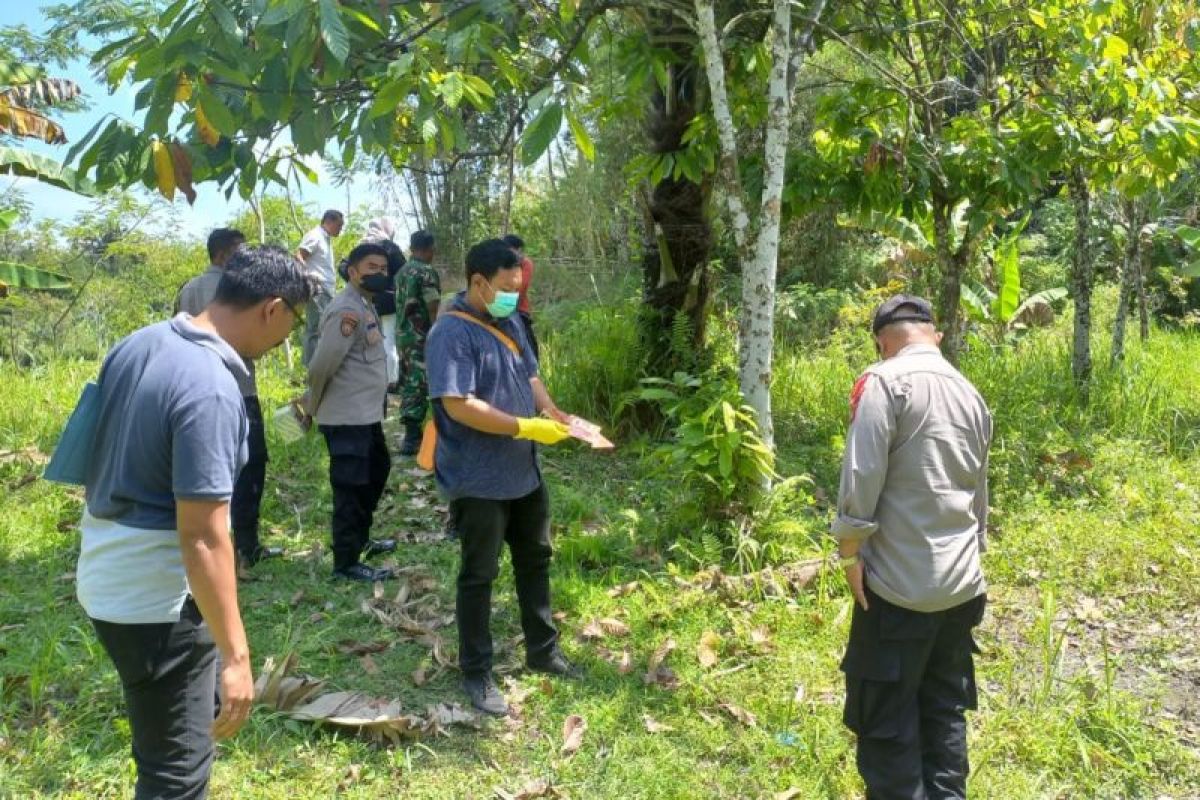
[340,312,359,337]
[849,373,872,422]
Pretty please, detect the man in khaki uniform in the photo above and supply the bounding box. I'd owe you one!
[833,294,992,800]
[306,242,398,581]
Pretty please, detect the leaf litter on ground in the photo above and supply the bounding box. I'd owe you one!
[254,653,479,744]
[643,638,679,689]
[560,714,586,756]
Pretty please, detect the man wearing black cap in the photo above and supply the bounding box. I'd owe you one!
[832,294,992,800]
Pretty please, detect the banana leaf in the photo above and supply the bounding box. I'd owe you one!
[0,146,96,195]
[0,261,72,291]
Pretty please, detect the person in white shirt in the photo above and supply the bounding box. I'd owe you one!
[297,209,345,365]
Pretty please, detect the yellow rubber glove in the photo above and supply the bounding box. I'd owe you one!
[515,417,571,445]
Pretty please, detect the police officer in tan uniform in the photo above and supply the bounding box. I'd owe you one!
[833,295,992,800]
[305,242,398,581]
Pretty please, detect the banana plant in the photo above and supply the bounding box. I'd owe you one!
[0,56,93,195]
[960,218,1067,332]
[0,209,71,297]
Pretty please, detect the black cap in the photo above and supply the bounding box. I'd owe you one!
[872,294,935,335]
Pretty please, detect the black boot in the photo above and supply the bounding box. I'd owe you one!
[398,422,423,456]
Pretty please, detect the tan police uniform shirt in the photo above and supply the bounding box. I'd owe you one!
[305,284,388,426]
[831,343,992,613]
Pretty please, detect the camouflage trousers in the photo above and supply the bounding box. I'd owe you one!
[398,343,429,425]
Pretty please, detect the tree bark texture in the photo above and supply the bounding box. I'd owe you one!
[695,0,825,450]
[1068,165,1093,389]
[639,9,713,376]
[1111,200,1142,364]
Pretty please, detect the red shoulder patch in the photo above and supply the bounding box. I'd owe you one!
[849,374,871,422]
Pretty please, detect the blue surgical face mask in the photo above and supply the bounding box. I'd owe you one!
[484,282,520,319]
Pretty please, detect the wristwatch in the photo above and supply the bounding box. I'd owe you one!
[837,553,861,568]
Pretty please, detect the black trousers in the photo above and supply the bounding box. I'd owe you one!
[841,586,986,800]
[518,311,540,361]
[230,396,267,557]
[91,599,217,800]
[320,423,391,570]
[452,483,557,677]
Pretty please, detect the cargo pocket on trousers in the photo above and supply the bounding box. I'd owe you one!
[841,646,902,738]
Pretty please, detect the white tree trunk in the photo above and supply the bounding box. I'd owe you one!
[694,0,825,451]
[695,0,751,254]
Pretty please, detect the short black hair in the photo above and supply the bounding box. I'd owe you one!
[501,234,524,250]
[410,230,435,251]
[465,238,520,282]
[345,241,390,268]
[207,227,245,261]
[215,245,314,310]
[322,209,344,223]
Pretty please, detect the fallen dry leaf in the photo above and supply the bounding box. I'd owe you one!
[775,790,803,800]
[255,653,476,743]
[643,638,678,689]
[579,620,605,640]
[360,654,379,675]
[411,666,428,687]
[749,627,772,649]
[697,630,722,669]
[642,714,674,734]
[289,589,305,607]
[617,650,633,675]
[561,714,586,756]
[719,702,758,728]
[697,709,722,727]
[599,617,631,636]
[495,778,562,800]
[607,581,640,598]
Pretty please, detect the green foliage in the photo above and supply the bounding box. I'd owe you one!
[539,297,644,431]
[626,368,776,540]
[0,145,93,194]
[53,0,614,200]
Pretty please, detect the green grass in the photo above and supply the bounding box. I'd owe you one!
[2,294,1199,799]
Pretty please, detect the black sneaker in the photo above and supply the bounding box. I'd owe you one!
[462,674,509,716]
[238,545,284,568]
[527,649,582,679]
[333,564,394,582]
[362,538,397,558]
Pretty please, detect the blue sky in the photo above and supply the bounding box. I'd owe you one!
[1,4,370,241]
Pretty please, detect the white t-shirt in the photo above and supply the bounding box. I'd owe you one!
[299,225,335,292]
[78,511,191,623]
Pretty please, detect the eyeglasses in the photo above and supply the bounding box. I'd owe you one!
[279,297,305,327]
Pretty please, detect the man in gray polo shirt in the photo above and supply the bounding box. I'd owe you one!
[176,228,283,570]
[78,245,311,799]
[832,294,992,800]
[426,238,578,716]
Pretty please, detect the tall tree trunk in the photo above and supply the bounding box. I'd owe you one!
[1068,164,1093,390]
[1137,230,1151,341]
[1111,200,1141,364]
[696,0,824,449]
[409,158,435,231]
[639,9,713,376]
[931,194,965,364]
[502,139,516,234]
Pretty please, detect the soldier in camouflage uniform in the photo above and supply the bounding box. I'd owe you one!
[396,230,441,455]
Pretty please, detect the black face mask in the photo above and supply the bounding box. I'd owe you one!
[360,273,391,293]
